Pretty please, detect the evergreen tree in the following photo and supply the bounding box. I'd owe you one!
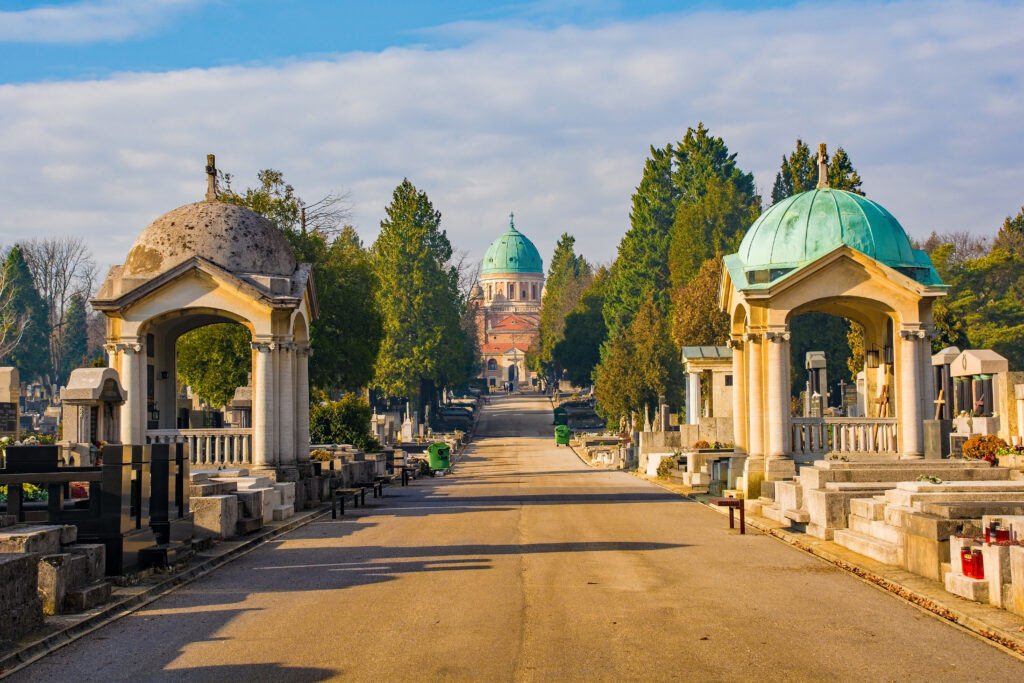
[993,204,1024,255]
[668,175,759,288]
[2,246,51,381]
[827,147,864,194]
[672,122,757,204]
[595,293,683,423]
[771,140,863,204]
[602,145,676,338]
[671,257,730,346]
[789,313,852,396]
[771,139,815,203]
[372,179,471,415]
[538,234,589,378]
[59,292,89,382]
[555,267,610,387]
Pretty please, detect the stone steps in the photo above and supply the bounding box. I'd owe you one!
[236,516,264,535]
[850,497,887,521]
[272,504,295,521]
[833,528,904,565]
[848,514,904,545]
[65,581,112,611]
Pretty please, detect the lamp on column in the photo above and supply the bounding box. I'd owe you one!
[865,347,880,369]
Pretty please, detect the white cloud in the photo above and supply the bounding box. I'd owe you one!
[0,1,1022,274]
[0,0,202,44]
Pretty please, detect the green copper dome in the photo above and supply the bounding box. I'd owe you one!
[726,188,943,289]
[481,216,543,275]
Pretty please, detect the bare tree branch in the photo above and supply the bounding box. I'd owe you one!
[21,237,95,383]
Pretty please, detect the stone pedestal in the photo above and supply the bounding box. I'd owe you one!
[923,419,952,459]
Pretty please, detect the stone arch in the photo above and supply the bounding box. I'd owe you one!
[91,158,318,478]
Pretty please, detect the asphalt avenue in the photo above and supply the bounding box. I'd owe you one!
[11,395,1023,681]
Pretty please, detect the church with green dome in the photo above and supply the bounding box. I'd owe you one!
[471,214,545,390]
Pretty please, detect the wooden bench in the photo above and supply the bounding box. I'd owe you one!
[709,496,745,534]
[331,487,366,518]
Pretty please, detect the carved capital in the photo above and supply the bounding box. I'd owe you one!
[898,328,927,340]
[765,330,791,343]
[251,341,276,352]
[295,344,313,357]
[743,332,762,344]
[727,338,744,350]
[108,341,142,354]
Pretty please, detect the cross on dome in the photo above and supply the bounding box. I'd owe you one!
[816,143,829,189]
[205,153,217,201]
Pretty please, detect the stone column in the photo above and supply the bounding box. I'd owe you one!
[729,338,746,455]
[899,328,926,458]
[686,371,701,425]
[766,329,794,479]
[295,345,312,462]
[251,341,274,470]
[743,331,765,499]
[277,342,295,469]
[114,340,143,445]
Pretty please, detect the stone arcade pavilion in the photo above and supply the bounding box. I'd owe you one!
[719,150,947,498]
[91,157,318,480]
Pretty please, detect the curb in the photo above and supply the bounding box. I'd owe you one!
[0,503,337,678]
[638,474,1024,661]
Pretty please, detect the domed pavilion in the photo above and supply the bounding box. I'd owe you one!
[91,156,318,479]
[471,214,544,390]
[719,145,947,498]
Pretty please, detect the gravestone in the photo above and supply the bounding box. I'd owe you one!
[0,367,20,441]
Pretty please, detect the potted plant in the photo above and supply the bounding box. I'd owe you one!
[962,434,1006,466]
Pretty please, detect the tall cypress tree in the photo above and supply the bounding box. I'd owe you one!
[602,145,676,339]
[372,179,470,415]
[538,234,589,375]
[2,245,51,381]
[59,292,89,382]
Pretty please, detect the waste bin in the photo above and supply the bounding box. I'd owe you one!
[427,442,451,470]
[553,406,568,426]
[555,425,571,446]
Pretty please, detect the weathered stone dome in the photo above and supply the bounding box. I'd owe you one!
[123,200,296,277]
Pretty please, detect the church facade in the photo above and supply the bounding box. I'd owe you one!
[470,215,544,390]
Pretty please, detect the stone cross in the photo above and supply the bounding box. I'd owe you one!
[509,211,515,229]
[205,154,217,201]
[816,143,829,189]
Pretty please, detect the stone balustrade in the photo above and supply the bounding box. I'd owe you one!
[147,429,252,465]
[791,417,899,457]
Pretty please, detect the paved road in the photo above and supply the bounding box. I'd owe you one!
[13,395,1023,681]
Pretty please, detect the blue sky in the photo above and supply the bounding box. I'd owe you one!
[1,1,1022,271]
[0,1,788,83]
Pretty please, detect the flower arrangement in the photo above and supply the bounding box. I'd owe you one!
[0,483,48,504]
[693,440,711,449]
[962,434,1006,464]
[309,449,333,462]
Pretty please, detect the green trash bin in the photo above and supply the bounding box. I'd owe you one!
[427,442,451,470]
[555,424,571,446]
[553,406,568,426]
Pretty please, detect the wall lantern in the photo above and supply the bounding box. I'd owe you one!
[865,347,880,369]
[884,345,894,365]
[149,408,160,422]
